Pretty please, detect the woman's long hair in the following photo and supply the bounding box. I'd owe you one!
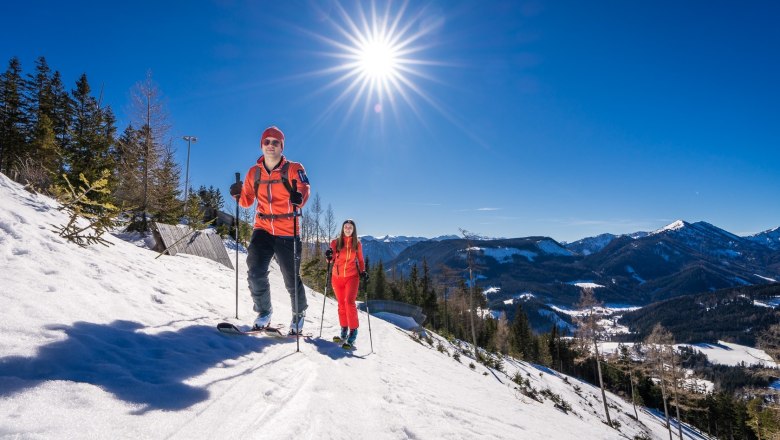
[336,219,359,251]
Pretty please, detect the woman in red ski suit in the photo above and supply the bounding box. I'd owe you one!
[326,219,367,346]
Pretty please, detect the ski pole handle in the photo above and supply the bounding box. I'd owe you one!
[235,172,240,184]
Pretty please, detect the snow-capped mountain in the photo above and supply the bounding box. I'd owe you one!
[360,234,459,263]
[747,226,780,250]
[0,173,703,439]
[360,235,430,263]
[386,220,780,309]
[564,233,618,256]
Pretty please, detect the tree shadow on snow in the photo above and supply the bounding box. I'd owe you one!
[0,320,289,412]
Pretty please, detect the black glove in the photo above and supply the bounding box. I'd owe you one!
[325,248,333,262]
[289,190,303,207]
[229,181,242,199]
[360,271,369,283]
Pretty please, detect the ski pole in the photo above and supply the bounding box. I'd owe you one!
[365,275,374,354]
[318,260,333,338]
[234,172,240,319]
[292,180,300,353]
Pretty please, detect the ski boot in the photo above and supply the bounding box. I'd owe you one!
[333,326,348,343]
[288,312,306,336]
[252,313,272,331]
[342,328,358,350]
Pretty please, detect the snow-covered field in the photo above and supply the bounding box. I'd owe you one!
[550,304,640,336]
[600,341,779,369]
[0,174,710,439]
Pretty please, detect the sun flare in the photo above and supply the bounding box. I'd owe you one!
[305,0,442,122]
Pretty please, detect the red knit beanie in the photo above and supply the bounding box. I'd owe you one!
[261,126,285,149]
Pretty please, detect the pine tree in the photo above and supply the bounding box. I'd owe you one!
[0,57,29,176]
[113,125,144,213]
[24,57,61,187]
[549,324,561,370]
[370,260,387,300]
[420,259,438,326]
[510,304,533,360]
[151,145,182,224]
[406,263,420,306]
[67,73,116,193]
[51,169,120,247]
[182,186,205,229]
[49,71,72,184]
[197,185,223,224]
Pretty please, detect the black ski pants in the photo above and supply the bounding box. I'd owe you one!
[246,228,307,319]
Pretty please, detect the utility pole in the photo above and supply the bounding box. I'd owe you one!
[182,135,197,212]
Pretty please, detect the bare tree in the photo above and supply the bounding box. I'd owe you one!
[460,228,482,360]
[310,193,323,256]
[492,312,511,355]
[127,70,171,233]
[325,203,336,244]
[646,323,674,440]
[576,287,612,427]
[618,343,640,421]
[668,337,684,440]
[299,207,313,258]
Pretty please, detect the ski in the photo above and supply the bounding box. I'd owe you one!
[217,322,314,339]
[217,322,286,337]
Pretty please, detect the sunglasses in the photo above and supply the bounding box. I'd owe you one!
[263,139,281,147]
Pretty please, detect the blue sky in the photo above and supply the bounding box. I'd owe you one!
[3,0,778,242]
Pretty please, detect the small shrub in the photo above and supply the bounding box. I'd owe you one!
[51,170,119,247]
[469,362,476,370]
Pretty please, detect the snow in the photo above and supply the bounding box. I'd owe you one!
[754,274,778,282]
[685,341,779,368]
[651,220,686,235]
[373,312,419,330]
[536,239,574,256]
[626,265,646,284]
[0,174,708,439]
[464,246,537,262]
[569,281,605,289]
[537,309,576,332]
[482,286,501,296]
[753,296,780,308]
[600,341,779,369]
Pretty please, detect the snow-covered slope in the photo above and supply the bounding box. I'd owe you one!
[0,174,706,439]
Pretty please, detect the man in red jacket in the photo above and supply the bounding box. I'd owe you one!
[230,126,311,334]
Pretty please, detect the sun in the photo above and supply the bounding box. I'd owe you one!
[357,37,399,81]
[303,0,442,122]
